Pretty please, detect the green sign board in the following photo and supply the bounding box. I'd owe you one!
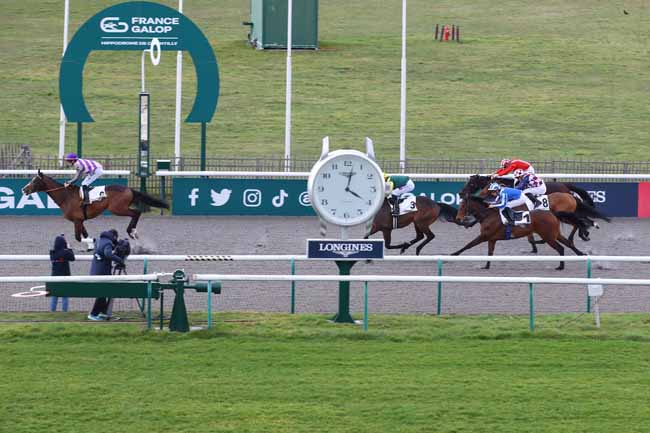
[172,178,464,215]
[60,1,219,123]
[0,179,128,215]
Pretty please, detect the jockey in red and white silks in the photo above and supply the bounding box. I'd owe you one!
[513,169,546,196]
[494,159,536,177]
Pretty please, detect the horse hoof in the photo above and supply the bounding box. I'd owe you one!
[555,266,564,271]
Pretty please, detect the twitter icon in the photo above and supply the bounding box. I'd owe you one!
[210,188,232,207]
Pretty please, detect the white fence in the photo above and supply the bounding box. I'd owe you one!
[0,169,130,176]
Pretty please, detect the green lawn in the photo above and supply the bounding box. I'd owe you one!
[1,0,649,161]
[2,312,650,433]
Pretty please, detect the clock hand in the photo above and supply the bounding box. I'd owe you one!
[345,187,363,200]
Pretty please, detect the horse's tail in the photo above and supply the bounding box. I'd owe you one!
[575,200,611,223]
[131,189,170,209]
[565,183,595,207]
[436,202,460,223]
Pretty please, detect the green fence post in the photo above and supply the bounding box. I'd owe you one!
[529,283,535,332]
[586,258,592,313]
[207,281,212,329]
[436,258,443,315]
[290,258,296,314]
[363,281,369,332]
[146,281,152,330]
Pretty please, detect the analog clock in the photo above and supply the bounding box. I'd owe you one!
[308,149,385,226]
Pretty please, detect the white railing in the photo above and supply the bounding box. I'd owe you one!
[154,171,650,180]
[0,274,159,283]
[0,169,130,176]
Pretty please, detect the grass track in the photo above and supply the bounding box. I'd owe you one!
[1,0,649,160]
[2,312,650,433]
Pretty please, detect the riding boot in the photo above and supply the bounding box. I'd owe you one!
[388,196,400,217]
[525,192,540,208]
[502,207,515,225]
[82,185,90,206]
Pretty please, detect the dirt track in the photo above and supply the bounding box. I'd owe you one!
[1,215,649,316]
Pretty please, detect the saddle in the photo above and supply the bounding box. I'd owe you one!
[79,186,107,204]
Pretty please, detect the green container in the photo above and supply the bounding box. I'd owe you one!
[246,0,318,50]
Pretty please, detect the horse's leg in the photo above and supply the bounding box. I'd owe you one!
[415,227,435,256]
[527,234,539,254]
[73,220,83,242]
[381,229,405,250]
[81,223,89,239]
[125,209,141,239]
[400,226,424,255]
[545,239,565,270]
[451,234,487,256]
[363,222,379,239]
[482,240,497,270]
[557,234,585,256]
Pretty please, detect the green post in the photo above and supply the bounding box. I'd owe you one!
[363,281,368,332]
[76,122,83,158]
[290,258,296,314]
[207,281,212,329]
[146,281,152,330]
[200,122,207,171]
[159,291,164,330]
[332,261,356,323]
[436,258,443,315]
[169,270,190,332]
[138,257,148,315]
[586,258,592,313]
[529,283,535,332]
[159,176,165,216]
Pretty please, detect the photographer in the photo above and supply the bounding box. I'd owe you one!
[87,229,124,321]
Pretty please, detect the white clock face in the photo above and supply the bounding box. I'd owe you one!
[309,151,384,226]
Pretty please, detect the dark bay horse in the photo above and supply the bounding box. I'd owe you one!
[475,174,595,206]
[453,195,585,270]
[22,171,169,241]
[365,196,461,255]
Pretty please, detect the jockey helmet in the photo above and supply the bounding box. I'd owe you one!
[64,153,78,162]
[384,173,390,181]
[513,168,525,178]
[487,182,501,192]
[500,159,511,168]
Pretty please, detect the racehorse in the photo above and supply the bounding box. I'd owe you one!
[462,175,608,252]
[365,196,461,255]
[477,183,610,249]
[453,194,585,269]
[22,171,169,241]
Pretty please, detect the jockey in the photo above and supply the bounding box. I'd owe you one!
[384,173,415,218]
[485,182,527,225]
[63,153,103,206]
[513,168,546,208]
[493,159,535,178]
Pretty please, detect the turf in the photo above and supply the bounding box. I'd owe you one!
[1,0,649,161]
[1,312,650,433]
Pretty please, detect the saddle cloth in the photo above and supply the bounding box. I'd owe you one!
[79,186,107,203]
[398,195,417,215]
[499,209,531,226]
[528,194,550,211]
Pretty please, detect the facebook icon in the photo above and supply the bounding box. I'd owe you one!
[188,188,199,207]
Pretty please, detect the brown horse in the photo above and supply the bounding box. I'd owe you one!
[365,196,461,255]
[22,171,169,241]
[452,194,585,270]
[477,184,609,248]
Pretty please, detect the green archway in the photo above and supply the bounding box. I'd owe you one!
[59,1,219,123]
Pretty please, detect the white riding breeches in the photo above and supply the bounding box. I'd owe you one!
[81,168,103,187]
[506,196,527,209]
[390,179,415,197]
[522,184,546,196]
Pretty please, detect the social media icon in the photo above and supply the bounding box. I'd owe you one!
[298,191,311,206]
[188,188,199,207]
[243,189,262,207]
[272,189,289,208]
[210,189,232,207]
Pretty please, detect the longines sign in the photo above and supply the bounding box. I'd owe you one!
[307,239,385,260]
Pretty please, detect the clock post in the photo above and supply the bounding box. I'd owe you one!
[307,137,385,324]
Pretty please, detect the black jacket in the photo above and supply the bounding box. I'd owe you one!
[90,231,124,276]
[50,235,75,277]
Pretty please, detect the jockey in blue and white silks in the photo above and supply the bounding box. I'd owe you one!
[485,183,527,225]
[63,153,103,205]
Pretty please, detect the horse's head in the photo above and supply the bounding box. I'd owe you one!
[21,170,47,195]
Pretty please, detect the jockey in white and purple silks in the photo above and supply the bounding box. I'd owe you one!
[63,153,103,205]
